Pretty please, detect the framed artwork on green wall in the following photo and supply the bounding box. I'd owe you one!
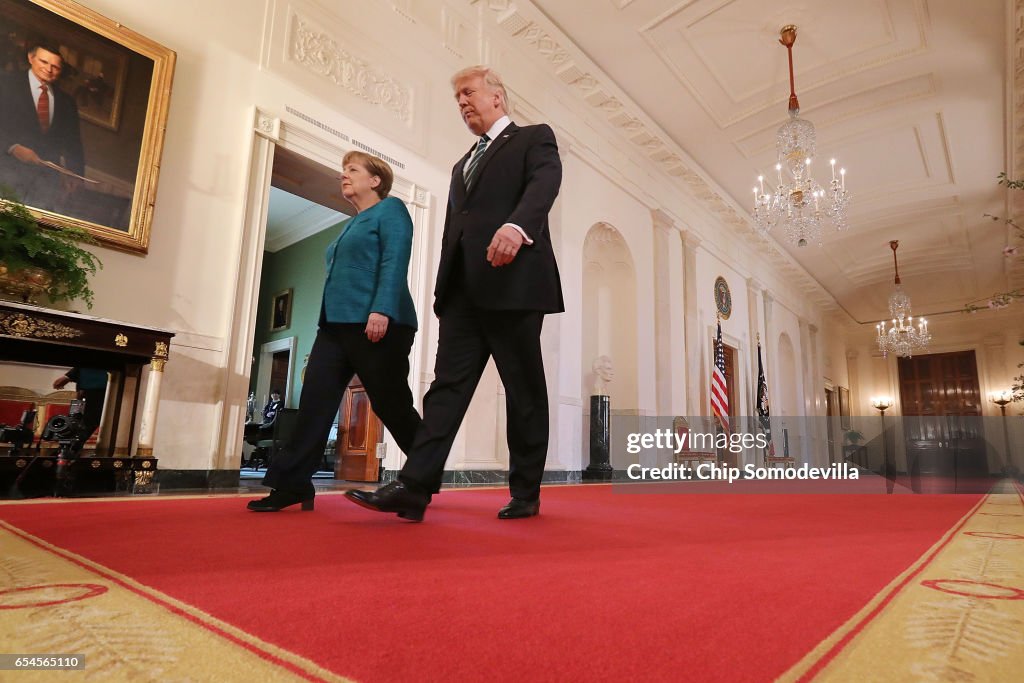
[270,288,292,332]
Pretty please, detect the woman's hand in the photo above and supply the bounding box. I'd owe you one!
[365,312,389,342]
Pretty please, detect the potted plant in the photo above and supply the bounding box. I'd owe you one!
[844,429,864,446]
[0,191,102,309]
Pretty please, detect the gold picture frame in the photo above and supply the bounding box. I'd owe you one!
[838,386,851,430]
[0,0,175,253]
[270,289,293,332]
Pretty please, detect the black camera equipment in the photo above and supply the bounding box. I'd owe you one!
[42,399,92,496]
[5,408,41,499]
[0,408,37,453]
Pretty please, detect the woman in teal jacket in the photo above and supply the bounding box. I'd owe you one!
[249,151,420,512]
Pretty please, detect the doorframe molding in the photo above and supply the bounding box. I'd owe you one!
[255,336,296,409]
[214,108,434,469]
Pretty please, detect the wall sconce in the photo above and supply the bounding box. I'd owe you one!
[989,390,1012,411]
[870,396,893,414]
[989,390,1013,466]
[869,396,894,493]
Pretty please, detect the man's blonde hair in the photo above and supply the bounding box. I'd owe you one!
[451,65,511,114]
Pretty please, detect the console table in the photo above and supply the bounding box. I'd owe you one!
[0,301,174,476]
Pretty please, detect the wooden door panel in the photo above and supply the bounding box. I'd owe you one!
[897,351,987,490]
[345,390,370,451]
[335,376,381,482]
[898,351,981,418]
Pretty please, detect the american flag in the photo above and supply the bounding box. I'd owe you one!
[710,320,730,434]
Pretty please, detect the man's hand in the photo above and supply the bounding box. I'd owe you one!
[486,225,525,267]
[365,312,389,342]
[53,375,70,390]
[10,144,42,165]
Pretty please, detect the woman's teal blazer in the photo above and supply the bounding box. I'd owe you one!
[321,196,417,330]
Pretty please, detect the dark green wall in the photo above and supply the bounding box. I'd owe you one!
[249,219,350,407]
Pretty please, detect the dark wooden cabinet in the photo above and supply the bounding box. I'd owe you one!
[897,351,988,491]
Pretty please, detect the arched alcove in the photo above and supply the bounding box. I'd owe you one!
[777,332,799,416]
[581,223,638,410]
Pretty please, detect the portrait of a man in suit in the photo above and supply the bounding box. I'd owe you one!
[0,40,85,214]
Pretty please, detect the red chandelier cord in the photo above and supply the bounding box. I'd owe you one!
[780,26,800,113]
[890,240,901,285]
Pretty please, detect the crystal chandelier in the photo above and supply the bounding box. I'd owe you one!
[752,25,851,247]
[877,240,930,358]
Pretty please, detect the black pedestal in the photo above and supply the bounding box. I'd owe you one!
[584,395,613,481]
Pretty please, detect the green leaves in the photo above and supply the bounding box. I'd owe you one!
[0,190,102,308]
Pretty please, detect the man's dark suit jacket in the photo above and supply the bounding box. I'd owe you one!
[0,70,84,203]
[435,122,564,314]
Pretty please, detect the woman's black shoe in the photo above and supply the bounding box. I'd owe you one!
[247,488,314,512]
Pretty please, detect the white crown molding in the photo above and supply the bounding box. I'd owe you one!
[290,15,412,124]
[474,0,840,316]
[265,210,345,253]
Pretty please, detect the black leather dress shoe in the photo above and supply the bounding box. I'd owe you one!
[247,488,314,512]
[345,481,429,521]
[497,498,540,519]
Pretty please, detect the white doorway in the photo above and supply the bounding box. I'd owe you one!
[217,110,433,470]
[254,337,296,409]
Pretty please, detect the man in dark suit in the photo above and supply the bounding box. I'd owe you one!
[0,42,85,213]
[347,65,563,521]
[244,389,283,441]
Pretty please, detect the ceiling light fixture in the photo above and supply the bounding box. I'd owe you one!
[752,25,851,247]
[877,240,930,358]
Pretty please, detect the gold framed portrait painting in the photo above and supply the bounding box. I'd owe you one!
[270,289,293,332]
[0,0,175,253]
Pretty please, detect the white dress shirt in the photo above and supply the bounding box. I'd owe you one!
[462,115,534,246]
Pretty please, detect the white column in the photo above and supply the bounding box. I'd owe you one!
[745,278,764,417]
[798,318,813,464]
[652,209,680,417]
[136,341,169,458]
[808,322,825,465]
[680,229,702,416]
[982,335,1006,414]
[745,279,764,468]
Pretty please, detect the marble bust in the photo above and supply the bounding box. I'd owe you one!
[592,355,614,395]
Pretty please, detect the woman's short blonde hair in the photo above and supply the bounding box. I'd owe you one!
[342,150,394,199]
[450,65,511,114]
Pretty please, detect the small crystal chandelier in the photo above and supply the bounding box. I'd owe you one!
[877,240,931,358]
[752,25,851,247]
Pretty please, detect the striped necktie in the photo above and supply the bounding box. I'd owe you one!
[37,85,50,133]
[462,134,489,187]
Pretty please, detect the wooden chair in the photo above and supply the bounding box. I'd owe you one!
[671,416,717,468]
[764,454,795,468]
[0,398,36,428]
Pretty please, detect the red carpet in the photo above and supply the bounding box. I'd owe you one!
[0,485,983,682]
